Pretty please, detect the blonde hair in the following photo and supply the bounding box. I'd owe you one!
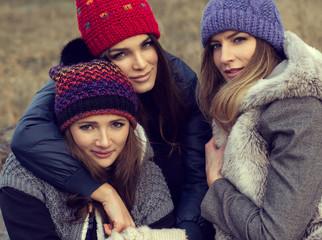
[198,38,282,131]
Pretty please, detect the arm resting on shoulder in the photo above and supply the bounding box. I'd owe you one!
[10,79,135,232]
[10,79,102,196]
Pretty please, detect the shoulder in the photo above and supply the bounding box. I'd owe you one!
[260,97,321,124]
[132,160,174,226]
[166,52,197,88]
[258,97,322,141]
[138,160,169,194]
[1,153,44,191]
[0,153,67,203]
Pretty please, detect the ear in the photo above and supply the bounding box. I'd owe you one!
[60,38,95,66]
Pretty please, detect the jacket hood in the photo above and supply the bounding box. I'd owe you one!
[240,31,322,113]
[134,124,154,164]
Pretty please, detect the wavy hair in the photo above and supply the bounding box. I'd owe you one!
[101,34,186,158]
[136,34,186,157]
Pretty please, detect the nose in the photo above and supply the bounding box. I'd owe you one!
[132,52,147,70]
[95,130,111,148]
[220,44,234,64]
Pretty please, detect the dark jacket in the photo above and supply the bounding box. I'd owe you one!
[10,40,213,239]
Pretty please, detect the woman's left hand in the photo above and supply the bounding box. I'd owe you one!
[205,136,226,186]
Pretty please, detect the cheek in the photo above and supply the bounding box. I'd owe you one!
[148,49,158,65]
[245,40,256,62]
[213,54,223,73]
[115,128,129,150]
[71,130,91,151]
[111,61,132,79]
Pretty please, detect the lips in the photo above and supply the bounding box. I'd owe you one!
[224,68,244,79]
[92,150,113,159]
[129,70,152,83]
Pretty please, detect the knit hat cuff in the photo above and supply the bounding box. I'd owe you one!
[77,1,160,57]
[84,18,160,56]
[57,95,137,131]
[201,9,284,53]
[200,0,284,55]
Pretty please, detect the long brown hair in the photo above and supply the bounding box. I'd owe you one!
[100,34,186,157]
[136,34,186,156]
[65,125,141,221]
[198,38,282,131]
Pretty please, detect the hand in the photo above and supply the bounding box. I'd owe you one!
[205,136,226,186]
[90,183,136,236]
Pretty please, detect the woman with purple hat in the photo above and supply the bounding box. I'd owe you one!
[198,0,322,239]
[7,0,214,239]
[0,60,187,239]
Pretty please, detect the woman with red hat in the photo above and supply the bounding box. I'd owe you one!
[8,0,214,239]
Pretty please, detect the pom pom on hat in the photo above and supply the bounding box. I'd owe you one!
[75,0,160,57]
[50,60,137,131]
[201,0,284,54]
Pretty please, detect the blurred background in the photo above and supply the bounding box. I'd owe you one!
[0,0,321,130]
[0,0,321,237]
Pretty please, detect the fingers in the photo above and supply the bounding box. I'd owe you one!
[92,183,136,236]
[104,223,113,236]
[105,218,136,236]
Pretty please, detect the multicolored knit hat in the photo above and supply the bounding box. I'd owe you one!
[75,0,160,57]
[50,59,137,131]
[201,0,284,54]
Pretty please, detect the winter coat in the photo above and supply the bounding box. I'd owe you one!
[10,43,213,239]
[0,124,187,240]
[201,31,322,240]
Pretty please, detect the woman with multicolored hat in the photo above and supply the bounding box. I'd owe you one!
[0,60,188,239]
[198,0,322,239]
[9,0,214,239]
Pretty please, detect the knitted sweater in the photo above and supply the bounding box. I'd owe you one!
[201,31,322,240]
[0,125,186,240]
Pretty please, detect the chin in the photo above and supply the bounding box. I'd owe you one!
[134,83,155,94]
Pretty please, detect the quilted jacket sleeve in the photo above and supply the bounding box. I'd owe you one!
[166,53,214,239]
[10,79,103,196]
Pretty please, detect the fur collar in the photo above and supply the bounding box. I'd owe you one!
[240,31,322,113]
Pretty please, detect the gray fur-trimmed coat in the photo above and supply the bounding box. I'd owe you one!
[201,31,322,240]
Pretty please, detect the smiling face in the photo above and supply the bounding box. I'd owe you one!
[101,34,158,94]
[69,114,130,168]
[210,31,256,82]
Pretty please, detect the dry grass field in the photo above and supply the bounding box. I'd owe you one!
[0,0,321,130]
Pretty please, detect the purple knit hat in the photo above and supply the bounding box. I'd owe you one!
[50,59,137,131]
[201,0,284,54]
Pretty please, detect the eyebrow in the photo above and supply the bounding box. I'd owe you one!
[108,36,151,53]
[76,120,96,124]
[211,31,241,43]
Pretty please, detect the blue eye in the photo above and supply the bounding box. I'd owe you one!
[234,37,247,43]
[210,44,221,52]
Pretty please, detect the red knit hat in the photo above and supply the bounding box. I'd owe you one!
[76,0,161,57]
